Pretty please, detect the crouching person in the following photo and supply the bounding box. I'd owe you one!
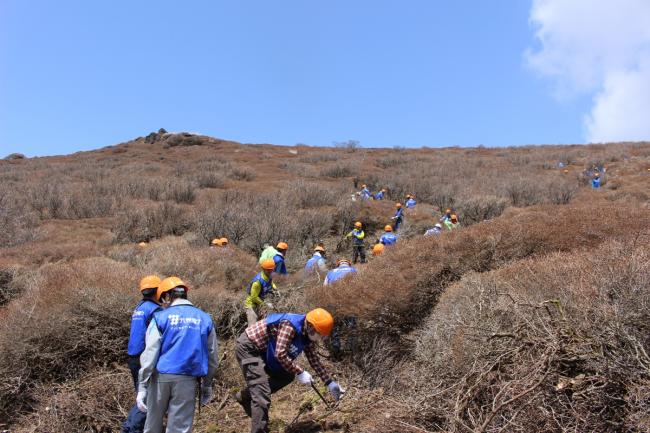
[137,276,219,433]
[235,308,344,433]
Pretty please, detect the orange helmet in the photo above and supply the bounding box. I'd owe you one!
[445,208,451,214]
[306,308,334,336]
[157,276,187,301]
[396,203,402,208]
[451,214,458,222]
[314,245,326,253]
[211,238,221,246]
[139,275,161,292]
[261,259,276,271]
[384,225,393,232]
[372,243,385,256]
[220,237,229,245]
[354,221,362,228]
[276,242,289,250]
[361,184,367,188]
[138,241,147,248]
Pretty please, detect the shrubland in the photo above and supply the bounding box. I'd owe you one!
[0,133,649,432]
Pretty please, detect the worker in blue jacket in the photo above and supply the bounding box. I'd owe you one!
[592,173,601,189]
[324,259,357,286]
[374,189,386,200]
[274,242,289,275]
[405,194,417,208]
[122,275,162,433]
[305,245,328,274]
[360,184,371,200]
[137,277,219,433]
[392,203,404,231]
[380,225,398,245]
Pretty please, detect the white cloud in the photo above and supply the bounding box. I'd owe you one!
[526,0,650,142]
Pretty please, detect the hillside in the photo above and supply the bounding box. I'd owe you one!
[1,133,649,432]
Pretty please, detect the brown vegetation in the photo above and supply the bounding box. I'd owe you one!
[0,132,649,432]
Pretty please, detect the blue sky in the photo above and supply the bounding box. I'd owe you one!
[0,1,622,156]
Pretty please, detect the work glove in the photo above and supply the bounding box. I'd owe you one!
[200,384,214,406]
[265,302,274,310]
[136,390,147,412]
[296,370,313,385]
[327,381,345,401]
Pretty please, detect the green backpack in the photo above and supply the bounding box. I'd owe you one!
[259,246,279,264]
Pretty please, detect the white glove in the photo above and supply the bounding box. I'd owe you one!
[200,385,214,406]
[136,390,147,412]
[296,370,313,385]
[265,302,274,310]
[327,381,345,401]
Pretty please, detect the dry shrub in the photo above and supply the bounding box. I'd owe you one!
[504,179,546,206]
[163,179,197,204]
[112,201,190,243]
[320,163,356,178]
[456,195,508,225]
[0,187,39,247]
[0,257,136,423]
[398,240,650,432]
[229,166,257,182]
[11,368,133,433]
[308,203,650,367]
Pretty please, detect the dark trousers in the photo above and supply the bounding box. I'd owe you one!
[394,217,403,231]
[352,245,366,263]
[235,332,294,433]
[122,355,146,433]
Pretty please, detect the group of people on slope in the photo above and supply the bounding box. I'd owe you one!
[124,274,343,433]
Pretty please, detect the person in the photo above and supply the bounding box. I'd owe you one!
[137,276,219,433]
[345,221,366,264]
[359,184,371,200]
[259,244,279,264]
[592,173,601,189]
[324,259,357,286]
[405,194,417,208]
[219,237,229,247]
[424,223,443,236]
[439,208,452,223]
[273,242,289,275]
[122,276,162,433]
[234,308,344,433]
[379,225,398,246]
[444,214,460,231]
[304,245,328,274]
[391,203,404,231]
[372,243,385,256]
[245,259,278,326]
[374,188,386,200]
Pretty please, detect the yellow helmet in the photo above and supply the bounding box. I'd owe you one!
[157,276,187,301]
[139,275,161,292]
[305,308,334,336]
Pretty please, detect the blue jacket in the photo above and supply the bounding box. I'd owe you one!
[264,313,309,374]
[592,178,600,189]
[247,272,274,298]
[153,304,214,377]
[273,254,287,275]
[394,208,404,220]
[424,227,442,236]
[374,191,384,200]
[325,265,357,285]
[127,299,160,356]
[405,198,417,208]
[380,233,398,246]
[360,187,371,198]
[304,253,325,273]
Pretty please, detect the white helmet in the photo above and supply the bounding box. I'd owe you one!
[435,223,442,229]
